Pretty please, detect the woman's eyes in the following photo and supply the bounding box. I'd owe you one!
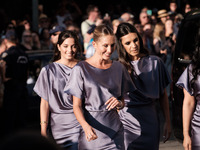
[125,38,138,45]
[133,38,138,43]
[111,44,115,47]
[103,44,115,47]
[103,45,108,48]
[63,45,77,48]
[72,45,77,49]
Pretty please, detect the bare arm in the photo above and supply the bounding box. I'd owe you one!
[159,89,171,143]
[0,60,11,82]
[182,88,195,150]
[40,98,49,137]
[73,96,97,141]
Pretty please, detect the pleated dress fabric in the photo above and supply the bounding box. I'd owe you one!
[65,61,135,150]
[34,62,81,150]
[119,55,171,150]
[176,64,200,150]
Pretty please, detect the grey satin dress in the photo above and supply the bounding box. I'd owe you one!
[119,55,171,150]
[34,62,81,150]
[65,61,135,150]
[176,64,200,150]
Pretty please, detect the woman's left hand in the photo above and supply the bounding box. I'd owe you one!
[105,97,121,111]
[163,121,171,143]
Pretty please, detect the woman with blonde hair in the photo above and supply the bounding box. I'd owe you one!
[65,24,134,150]
[153,22,168,62]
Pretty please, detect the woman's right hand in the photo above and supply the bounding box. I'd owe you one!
[41,130,48,138]
[183,134,192,150]
[83,124,98,141]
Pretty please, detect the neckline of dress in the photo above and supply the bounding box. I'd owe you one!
[84,60,115,71]
[54,62,75,69]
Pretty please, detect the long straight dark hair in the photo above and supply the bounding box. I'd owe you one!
[115,22,149,74]
[190,28,200,90]
[53,30,82,61]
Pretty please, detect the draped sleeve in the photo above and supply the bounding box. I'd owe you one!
[157,57,171,95]
[64,63,84,99]
[176,64,194,96]
[33,66,50,101]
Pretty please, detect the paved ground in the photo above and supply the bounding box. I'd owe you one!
[159,140,183,150]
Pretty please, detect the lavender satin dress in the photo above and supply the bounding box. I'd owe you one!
[119,55,171,150]
[34,62,81,150]
[65,61,135,150]
[176,64,200,150]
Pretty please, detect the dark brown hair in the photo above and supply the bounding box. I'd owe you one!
[115,22,149,74]
[53,30,82,61]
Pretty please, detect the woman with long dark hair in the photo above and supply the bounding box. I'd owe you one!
[34,30,82,149]
[115,22,171,150]
[65,24,134,150]
[176,34,200,150]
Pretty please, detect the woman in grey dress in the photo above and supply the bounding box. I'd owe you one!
[34,30,82,149]
[65,24,135,150]
[115,22,171,150]
[176,39,200,150]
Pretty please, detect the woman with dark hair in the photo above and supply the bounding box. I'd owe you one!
[115,22,171,150]
[34,30,82,150]
[176,35,200,150]
[65,24,134,150]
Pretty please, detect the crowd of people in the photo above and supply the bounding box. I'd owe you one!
[0,0,200,150]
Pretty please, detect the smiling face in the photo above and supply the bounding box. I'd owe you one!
[121,32,140,60]
[92,35,115,60]
[57,37,77,61]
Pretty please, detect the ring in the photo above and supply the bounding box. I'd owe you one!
[88,134,92,138]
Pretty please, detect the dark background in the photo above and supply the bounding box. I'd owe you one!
[0,0,199,32]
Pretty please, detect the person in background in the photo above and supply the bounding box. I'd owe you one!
[65,24,135,150]
[40,28,51,50]
[81,5,102,52]
[0,37,6,108]
[49,25,65,50]
[38,14,50,34]
[134,20,143,36]
[169,0,178,15]
[142,22,155,55]
[173,13,184,36]
[184,2,192,14]
[153,22,168,62]
[157,9,170,25]
[32,31,41,50]
[139,11,150,26]
[0,30,29,136]
[116,23,171,150]
[34,30,82,149]
[19,30,34,51]
[112,19,121,34]
[176,33,200,150]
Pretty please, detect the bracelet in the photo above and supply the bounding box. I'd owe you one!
[40,121,48,125]
[116,100,123,110]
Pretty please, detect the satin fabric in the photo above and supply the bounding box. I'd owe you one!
[119,55,171,150]
[65,61,135,150]
[176,64,200,149]
[34,62,81,149]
